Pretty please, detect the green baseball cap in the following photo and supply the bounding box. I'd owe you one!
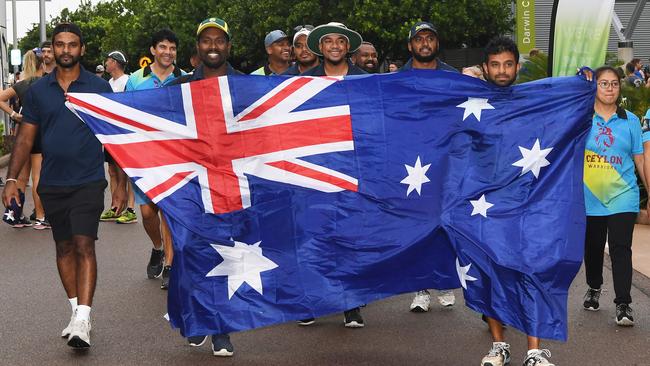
[197,17,231,40]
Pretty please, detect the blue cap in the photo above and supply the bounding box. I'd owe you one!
[264,30,288,48]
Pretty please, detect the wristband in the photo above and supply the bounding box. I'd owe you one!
[5,178,17,183]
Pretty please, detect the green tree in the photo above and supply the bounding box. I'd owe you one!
[17,0,513,73]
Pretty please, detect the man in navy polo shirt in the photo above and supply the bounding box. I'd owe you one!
[2,22,127,350]
[400,21,457,72]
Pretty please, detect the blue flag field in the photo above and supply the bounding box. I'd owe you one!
[67,70,595,341]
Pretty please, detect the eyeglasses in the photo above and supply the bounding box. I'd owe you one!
[597,80,620,89]
[293,24,314,32]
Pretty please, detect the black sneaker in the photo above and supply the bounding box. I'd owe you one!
[188,335,208,347]
[29,210,36,221]
[583,288,601,311]
[211,334,234,357]
[343,307,364,328]
[160,265,171,290]
[146,248,164,279]
[616,303,634,326]
[297,318,315,326]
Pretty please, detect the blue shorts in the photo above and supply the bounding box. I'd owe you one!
[133,183,152,205]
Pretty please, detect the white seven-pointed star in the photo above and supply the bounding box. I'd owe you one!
[456,258,478,290]
[206,240,278,299]
[470,194,493,218]
[3,210,14,222]
[512,139,553,178]
[400,156,431,196]
[456,97,495,121]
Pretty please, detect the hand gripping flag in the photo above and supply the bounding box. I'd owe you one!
[67,71,594,341]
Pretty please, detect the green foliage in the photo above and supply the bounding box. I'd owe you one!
[17,0,513,73]
[516,52,549,83]
[620,85,650,121]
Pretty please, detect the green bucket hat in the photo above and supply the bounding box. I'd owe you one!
[306,22,363,56]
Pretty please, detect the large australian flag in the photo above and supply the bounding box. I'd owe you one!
[67,70,594,341]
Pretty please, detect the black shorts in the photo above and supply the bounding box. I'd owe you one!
[37,180,107,242]
[104,149,115,164]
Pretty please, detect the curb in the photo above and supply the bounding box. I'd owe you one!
[0,153,9,169]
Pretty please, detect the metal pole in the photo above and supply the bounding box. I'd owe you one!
[12,0,16,49]
[623,0,647,40]
[39,0,45,43]
[0,0,7,136]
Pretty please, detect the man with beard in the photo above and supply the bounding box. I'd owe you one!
[125,29,185,290]
[166,17,241,356]
[468,36,554,366]
[251,30,291,75]
[403,21,458,314]
[40,41,55,74]
[351,41,379,73]
[401,21,456,72]
[283,26,319,75]
[300,22,366,77]
[2,22,126,349]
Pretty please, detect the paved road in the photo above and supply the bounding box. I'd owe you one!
[1,176,650,365]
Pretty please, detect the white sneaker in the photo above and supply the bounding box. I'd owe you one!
[437,290,455,307]
[410,290,431,312]
[523,349,554,366]
[67,319,91,348]
[481,342,510,366]
[61,314,75,338]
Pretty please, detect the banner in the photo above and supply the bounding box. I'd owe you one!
[516,0,536,55]
[549,0,615,76]
[68,72,594,340]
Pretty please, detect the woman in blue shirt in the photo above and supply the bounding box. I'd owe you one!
[582,66,647,326]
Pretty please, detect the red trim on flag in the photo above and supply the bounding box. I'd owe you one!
[146,171,193,199]
[68,96,159,132]
[266,160,358,192]
[239,77,313,122]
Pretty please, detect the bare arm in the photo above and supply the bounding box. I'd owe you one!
[0,87,22,122]
[2,122,37,207]
[643,141,650,211]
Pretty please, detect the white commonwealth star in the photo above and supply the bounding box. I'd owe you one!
[470,194,493,218]
[206,240,278,299]
[3,210,15,222]
[456,258,478,290]
[456,97,495,121]
[512,139,553,178]
[400,156,431,196]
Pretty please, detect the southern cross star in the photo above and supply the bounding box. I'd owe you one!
[470,194,493,218]
[512,139,553,179]
[206,240,279,299]
[456,258,478,290]
[456,97,495,122]
[400,156,431,196]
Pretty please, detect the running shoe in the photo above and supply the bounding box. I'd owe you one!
[481,342,510,366]
[616,303,634,326]
[523,349,554,366]
[437,289,455,307]
[583,288,601,311]
[410,290,431,312]
[116,209,138,224]
[33,218,51,230]
[61,314,75,338]
[100,207,119,221]
[211,334,234,357]
[29,209,36,221]
[188,335,208,347]
[13,216,32,228]
[67,319,91,348]
[297,318,315,326]
[160,265,171,290]
[343,307,364,328]
[146,248,165,279]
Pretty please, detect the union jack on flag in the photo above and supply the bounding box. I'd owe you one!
[67,72,594,341]
[67,76,358,214]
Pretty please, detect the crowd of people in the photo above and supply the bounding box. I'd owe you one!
[1,14,648,366]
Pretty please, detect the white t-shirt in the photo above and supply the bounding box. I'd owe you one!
[109,74,129,92]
